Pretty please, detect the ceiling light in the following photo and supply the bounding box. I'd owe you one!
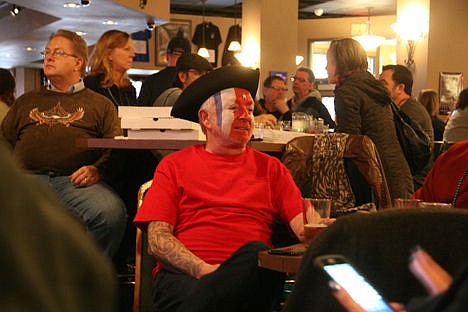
[63,3,80,8]
[314,8,324,17]
[24,47,36,52]
[75,31,87,36]
[352,7,386,51]
[197,0,210,59]
[10,5,21,16]
[228,40,241,52]
[197,47,210,58]
[227,0,242,52]
[102,20,118,26]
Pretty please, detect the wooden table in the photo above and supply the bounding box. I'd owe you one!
[76,137,285,153]
[258,244,305,273]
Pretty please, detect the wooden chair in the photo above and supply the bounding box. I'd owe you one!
[283,207,468,311]
[133,180,154,312]
[282,133,392,214]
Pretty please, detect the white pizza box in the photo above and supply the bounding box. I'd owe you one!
[118,106,172,118]
[119,106,195,130]
[127,127,205,141]
[121,117,195,130]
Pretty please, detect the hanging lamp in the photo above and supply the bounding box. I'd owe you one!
[352,7,386,51]
[228,0,241,52]
[197,0,210,58]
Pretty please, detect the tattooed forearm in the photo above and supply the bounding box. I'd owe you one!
[147,221,205,278]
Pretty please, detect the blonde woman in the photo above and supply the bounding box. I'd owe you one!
[84,29,137,106]
[85,30,157,274]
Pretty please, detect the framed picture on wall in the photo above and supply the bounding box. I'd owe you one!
[155,19,192,66]
[439,72,464,114]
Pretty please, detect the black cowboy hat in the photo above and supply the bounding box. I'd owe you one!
[171,65,259,122]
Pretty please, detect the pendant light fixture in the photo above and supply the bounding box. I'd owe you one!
[352,7,386,51]
[197,0,210,58]
[227,0,241,52]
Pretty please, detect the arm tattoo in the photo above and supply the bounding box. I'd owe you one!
[147,221,205,278]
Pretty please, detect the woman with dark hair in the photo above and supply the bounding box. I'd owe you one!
[326,38,413,199]
[444,88,468,142]
[418,89,445,141]
[84,29,137,106]
[0,68,15,123]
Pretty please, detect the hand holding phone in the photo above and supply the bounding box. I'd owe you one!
[315,254,395,312]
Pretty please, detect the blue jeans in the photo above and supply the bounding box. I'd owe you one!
[32,174,127,257]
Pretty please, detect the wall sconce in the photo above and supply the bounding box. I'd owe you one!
[295,55,304,66]
[391,4,429,68]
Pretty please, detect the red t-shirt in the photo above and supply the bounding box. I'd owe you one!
[413,141,468,208]
[134,145,303,266]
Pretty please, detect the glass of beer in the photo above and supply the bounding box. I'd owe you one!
[303,198,332,245]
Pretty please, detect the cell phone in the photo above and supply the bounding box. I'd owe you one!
[315,254,394,312]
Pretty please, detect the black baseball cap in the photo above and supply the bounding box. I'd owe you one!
[176,53,213,73]
[171,66,259,122]
[167,36,191,55]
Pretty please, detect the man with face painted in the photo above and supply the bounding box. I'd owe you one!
[134,66,305,312]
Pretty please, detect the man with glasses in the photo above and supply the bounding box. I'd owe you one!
[138,34,192,106]
[254,75,291,128]
[288,67,335,128]
[153,53,213,107]
[1,29,126,258]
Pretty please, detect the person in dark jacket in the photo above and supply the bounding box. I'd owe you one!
[380,64,434,190]
[326,38,413,199]
[84,29,158,273]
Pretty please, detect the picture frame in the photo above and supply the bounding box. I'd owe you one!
[439,72,464,114]
[155,19,192,66]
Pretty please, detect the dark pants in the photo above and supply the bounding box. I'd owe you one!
[152,241,285,312]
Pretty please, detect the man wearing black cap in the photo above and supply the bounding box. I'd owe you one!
[153,53,213,107]
[137,35,191,106]
[134,66,305,312]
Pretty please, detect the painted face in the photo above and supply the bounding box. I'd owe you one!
[213,87,254,143]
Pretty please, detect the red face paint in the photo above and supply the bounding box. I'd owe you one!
[227,88,254,143]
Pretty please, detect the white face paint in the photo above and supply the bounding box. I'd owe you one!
[212,87,254,143]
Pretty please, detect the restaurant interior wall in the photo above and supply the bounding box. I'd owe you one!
[426,0,468,92]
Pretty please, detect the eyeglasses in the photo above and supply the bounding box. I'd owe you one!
[291,76,309,83]
[187,69,208,76]
[40,50,77,58]
[268,86,288,91]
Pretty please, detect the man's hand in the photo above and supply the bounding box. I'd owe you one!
[254,114,277,128]
[272,97,289,114]
[69,165,100,187]
[409,246,452,295]
[148,221,220,279]
[198,263,221,279]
